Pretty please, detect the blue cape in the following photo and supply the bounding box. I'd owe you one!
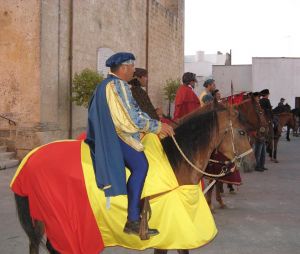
[85,75,127,197]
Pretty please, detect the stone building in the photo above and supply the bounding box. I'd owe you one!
[0,0,184,158]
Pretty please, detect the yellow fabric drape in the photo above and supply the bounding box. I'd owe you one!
[82,133,217,250]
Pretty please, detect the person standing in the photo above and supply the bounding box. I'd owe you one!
[173,72,200,120]
[255,89,271,171]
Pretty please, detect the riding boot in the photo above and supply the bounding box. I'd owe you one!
[123,220,159,237]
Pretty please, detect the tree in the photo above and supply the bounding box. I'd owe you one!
[72,69,104,108]
[163,78,180,117]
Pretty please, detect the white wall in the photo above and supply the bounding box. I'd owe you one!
[184,51,227,81]
[252,58,300,108]
[212,65,252,97]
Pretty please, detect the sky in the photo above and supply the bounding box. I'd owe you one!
[185,0,300,64]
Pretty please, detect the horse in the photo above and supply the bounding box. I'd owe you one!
[154,97,265,254]
[267,111,295,163]
[11,102,253,254]
[286,108,300,140]
[203,96,267,212]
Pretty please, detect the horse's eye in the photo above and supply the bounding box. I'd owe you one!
[239,130,246,136]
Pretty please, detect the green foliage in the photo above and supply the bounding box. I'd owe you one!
[163,78,180,117]
[72,69,104,108]
[163,78,180,103]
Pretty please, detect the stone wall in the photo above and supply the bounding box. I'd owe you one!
[148,0,184,112]
[0,0,41,157]
[0,0,184,158]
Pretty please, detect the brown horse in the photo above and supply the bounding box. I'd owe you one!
[154,97,265,254]
[204,96,267,211]
[267,112,295,163]
[13,103,253,254]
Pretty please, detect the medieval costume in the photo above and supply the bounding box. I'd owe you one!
[85,52,161,236]
[174,84,200,120]
[129,70,159,120]
[199,90,214,106]
[199,79,215,106]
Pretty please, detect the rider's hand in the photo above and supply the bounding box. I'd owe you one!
[159,123,174,138]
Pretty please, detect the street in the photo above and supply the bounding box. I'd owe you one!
[1,137,300,254]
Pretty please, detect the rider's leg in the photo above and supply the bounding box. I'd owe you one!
[118,138,159,237]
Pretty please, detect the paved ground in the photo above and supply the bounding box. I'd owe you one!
[1,136,300,254]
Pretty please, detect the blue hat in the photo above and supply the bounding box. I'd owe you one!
[203,78,215,87]
[105,52,135,67]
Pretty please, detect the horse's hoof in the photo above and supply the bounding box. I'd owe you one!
[274,160,279,163]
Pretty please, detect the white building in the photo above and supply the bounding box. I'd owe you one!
[213,57,300,108]
[185,51,229,95]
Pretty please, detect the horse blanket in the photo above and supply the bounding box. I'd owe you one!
[11,134,217,254]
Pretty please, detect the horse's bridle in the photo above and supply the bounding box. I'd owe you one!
[171,116,253,178]
[238,99,267,134]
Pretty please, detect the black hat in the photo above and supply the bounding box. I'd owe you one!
[260,89,270,96]
[280,98,285,101]
[182,72,197,85]
[203,79,215,87]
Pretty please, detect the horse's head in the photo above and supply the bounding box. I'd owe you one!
[234,97,267,132]
[161,102,252,185]
[213,105,253,169]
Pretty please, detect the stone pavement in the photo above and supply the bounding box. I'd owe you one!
[1,137,299,254]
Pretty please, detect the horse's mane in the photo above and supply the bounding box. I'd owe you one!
[161,103,226,171]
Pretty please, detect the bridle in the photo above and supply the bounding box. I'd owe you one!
[237,98,267,134]
[171,112,253,178]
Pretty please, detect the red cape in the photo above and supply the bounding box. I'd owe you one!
[11,141,104,254]
[174,85,200,120]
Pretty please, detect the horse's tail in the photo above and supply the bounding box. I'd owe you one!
[14,194,44,254]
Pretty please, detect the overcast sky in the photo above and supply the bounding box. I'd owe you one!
[185,0,300,64]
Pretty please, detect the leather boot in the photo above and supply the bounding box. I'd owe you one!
[123,220,159,237]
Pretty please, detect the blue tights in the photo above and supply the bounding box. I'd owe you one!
[118,138,148,221]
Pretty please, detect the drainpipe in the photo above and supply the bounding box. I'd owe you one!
[68,0,73,138]
[145,0,150,93]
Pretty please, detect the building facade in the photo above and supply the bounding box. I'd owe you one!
[185,50,229,96]
[212,57,300,107]
[0,0,184,158]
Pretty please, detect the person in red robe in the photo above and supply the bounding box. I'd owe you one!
[174,72,200,121]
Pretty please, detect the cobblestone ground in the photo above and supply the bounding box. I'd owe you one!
[1,136,299,254]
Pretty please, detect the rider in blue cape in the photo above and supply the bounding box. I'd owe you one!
[85,52,174,237]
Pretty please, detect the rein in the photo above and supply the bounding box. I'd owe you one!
[171,118,253,178]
